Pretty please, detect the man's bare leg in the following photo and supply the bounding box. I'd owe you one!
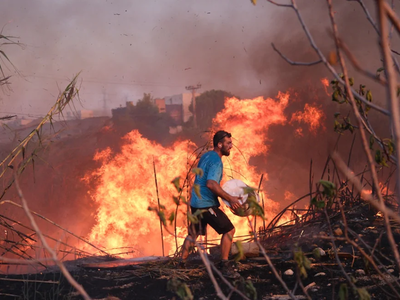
[220,228,235,260]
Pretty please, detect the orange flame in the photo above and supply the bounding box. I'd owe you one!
[321,78,330,96]
[84,91,324,257]
[290,103,326,134]
[83,131,195,256]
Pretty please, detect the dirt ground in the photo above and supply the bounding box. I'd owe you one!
[1,204,399,300]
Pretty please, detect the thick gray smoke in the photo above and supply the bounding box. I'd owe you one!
[0,0,398,255]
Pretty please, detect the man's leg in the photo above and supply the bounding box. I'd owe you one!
[220,227,235,260]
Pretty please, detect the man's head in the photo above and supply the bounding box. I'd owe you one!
[213,130,233,156]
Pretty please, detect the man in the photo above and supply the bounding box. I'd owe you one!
[180,130,241,278]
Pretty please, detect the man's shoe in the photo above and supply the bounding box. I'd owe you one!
[220,260,240,279]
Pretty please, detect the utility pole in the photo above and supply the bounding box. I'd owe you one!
[185,84,201,128]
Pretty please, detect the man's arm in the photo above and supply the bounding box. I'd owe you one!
[206,180,242,210]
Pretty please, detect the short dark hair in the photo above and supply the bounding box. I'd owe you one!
[213,130,231,147]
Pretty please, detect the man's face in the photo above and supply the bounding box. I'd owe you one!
[219,137,233,156]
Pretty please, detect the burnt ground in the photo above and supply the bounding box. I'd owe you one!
[1,203,400,300]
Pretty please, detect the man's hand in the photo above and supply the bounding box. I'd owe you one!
[229,196,242,210]
[206,179,243,210]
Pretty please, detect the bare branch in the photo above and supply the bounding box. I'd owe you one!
[268,0,390,115]
[271,43,322,66]
[14,178,92,300]
[0,200,109,256]
[329,0,400,272]
[378,0,400,210]
[337,38,386,84]
[331,152,400,223]
[266,0,293,8]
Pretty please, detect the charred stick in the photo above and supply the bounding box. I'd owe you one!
[152,157,164,257]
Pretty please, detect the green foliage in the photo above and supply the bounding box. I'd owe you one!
[167,277,193,300]
[294,247,311,278]
[193,184,201,198]
[172,177,182,192]
[168,212,175,225]
[234,240,244,262]
[369,135,374,149]
[357,288,371,300]
[247,193,265,218]
[310,196,325,209]
[244,279,257,300]
[191,167,204,177]
[375,149,388,167]
[320,180,336,198]
[338,283,348,300]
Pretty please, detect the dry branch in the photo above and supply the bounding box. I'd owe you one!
[14,177,92,300]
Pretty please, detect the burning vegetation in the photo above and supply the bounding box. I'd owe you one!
[2,1,400,300]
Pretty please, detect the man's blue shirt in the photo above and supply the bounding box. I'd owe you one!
[191,151,223,208]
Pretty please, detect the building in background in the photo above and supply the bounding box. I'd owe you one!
[163,93,197,124]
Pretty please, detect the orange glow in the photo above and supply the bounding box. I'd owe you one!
[83,91,323,257]
[321,78,330,96]
[83,131,196,256]
[212,93,290,237]
[290,103,326,134]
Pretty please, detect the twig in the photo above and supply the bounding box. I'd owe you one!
[329,0,400,272]
[267,0,390,115]
[0,200,109,256]
[271,43,322,66]
[14,177,92,300]
[378,0,400,209]
[153,157,165,257]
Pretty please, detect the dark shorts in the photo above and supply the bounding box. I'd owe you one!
[189,206,234,236]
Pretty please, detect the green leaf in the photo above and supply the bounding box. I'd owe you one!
[366,90,372,102]
[168,212,175,225]
[193,184,201,198]
[357,288,371,300]
[187,212,201,224]
[173,196,180,205]
[191,167,204,177]
[334,112,341,118]
[167,277,194,300]
[234,240,244,262]
[369,135,374,150]
[388,139,395,155]
[349,77,354,86]
[294,248,311,279]
[316,201,326,208]
[247,195,265,218]
[332,90,340,102]
[319,180,336,197]
[245,279,257,300]
[338,283,348,300]
[242,186,256,195]
[376,67,384,78]
[158,211,167,227]
[171,177,181,192]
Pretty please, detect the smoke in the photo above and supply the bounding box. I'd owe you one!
[1,0,399,262]
[2,1,389,114]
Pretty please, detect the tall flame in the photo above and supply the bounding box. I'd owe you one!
[84,90,326,257]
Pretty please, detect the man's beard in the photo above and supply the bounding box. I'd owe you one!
[221,147,230,156]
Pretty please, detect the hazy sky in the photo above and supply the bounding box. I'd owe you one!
[0,0,381,118]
